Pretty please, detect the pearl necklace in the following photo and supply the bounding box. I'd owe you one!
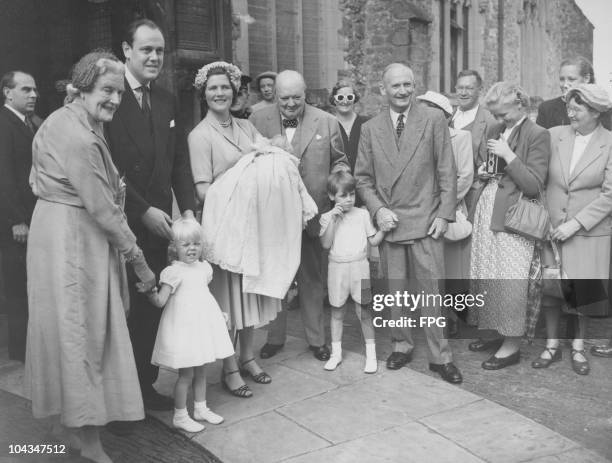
[219,117,232,128]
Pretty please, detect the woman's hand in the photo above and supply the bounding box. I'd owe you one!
[486,138,517,164]
[551,219,582,241]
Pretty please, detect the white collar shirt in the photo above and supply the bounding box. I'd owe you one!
[125,67,150,107]
[569,130,594,175]
[452,105,479,130]
[501,116,527,142]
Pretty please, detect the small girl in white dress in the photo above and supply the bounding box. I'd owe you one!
[144,218,235,433]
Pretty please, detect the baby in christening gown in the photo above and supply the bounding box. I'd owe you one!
[202,135,318,300]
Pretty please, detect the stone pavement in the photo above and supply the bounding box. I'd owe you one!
[1,328,610,463]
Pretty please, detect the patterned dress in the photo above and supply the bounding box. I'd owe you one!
[469,179,534,336]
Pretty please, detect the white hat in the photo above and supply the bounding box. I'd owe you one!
[416,91,453,116]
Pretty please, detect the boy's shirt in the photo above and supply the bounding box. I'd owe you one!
[320,207,376,263]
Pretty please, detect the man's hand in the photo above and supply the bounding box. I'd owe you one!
[12,223,28,244]
[375,207,398,232]
[551,219,581,241]
[142,207,173,240]
[427,218,448,239]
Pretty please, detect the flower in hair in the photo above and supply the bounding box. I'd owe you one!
[194,61,242,90]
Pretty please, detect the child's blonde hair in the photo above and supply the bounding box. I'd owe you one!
[168,218,203,261]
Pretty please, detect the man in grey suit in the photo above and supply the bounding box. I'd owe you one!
[355,63,462,384]
[451,70,497,218]
[250,70,349,361]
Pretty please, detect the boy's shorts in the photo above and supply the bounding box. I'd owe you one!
[328,258,371,307]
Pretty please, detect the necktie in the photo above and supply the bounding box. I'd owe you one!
[282,118,298,128]
[24,116,35,134]
[141,86,151,117]
[396,114,405,138]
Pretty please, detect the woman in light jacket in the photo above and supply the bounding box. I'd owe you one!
[532,84,612,375]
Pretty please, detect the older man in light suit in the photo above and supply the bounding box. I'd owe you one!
[250,70,349,361]
[355,63,462,384]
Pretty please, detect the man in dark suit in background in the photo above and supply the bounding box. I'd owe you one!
[0,71,38,362]
[106,19,195,410]
[355,63,462,384]
[250,70,348,361]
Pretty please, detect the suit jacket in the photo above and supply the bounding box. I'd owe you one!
[460,105,497,214]
[249,104,349,233]
[546,124,612,236]
[106,81,195,249]
[355,104,457,242]
[485,118,551,232]
[0,106,37,244]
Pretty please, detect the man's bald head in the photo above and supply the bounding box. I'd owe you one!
[275,70,307,120]
[381,63,414,85]
[380,63,415,113]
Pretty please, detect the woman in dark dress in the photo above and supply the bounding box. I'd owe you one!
[329,81,367,173]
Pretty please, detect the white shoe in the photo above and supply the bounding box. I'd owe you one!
[324,355,342,371]
[364,355,378,374]
[173,414,205,433]
[194,407,224,424]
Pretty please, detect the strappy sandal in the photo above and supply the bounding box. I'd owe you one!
[531,346,562,369]
[221,369,253,398]
[570,349,590,376]
[240,358,272,384]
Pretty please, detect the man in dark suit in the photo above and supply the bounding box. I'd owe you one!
[355,63,463,384]
[0,71,38,362]
[106,19,195,410]
[250,70,348,361]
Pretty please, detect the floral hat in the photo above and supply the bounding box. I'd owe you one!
[194,61,242,91]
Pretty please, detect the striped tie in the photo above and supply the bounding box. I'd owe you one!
[396,114,405,138]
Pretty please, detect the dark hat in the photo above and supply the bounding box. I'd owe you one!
[239,75,252,90]
[255,71,277,89]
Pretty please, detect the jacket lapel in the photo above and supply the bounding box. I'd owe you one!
[151,84,168,164]
[569,125,607,183]
[115,83,153,160]
[296,105,317,158]
[373,112,399,166]
[2,106,34,140]
[396,105,426,170]
[556,128,572,186]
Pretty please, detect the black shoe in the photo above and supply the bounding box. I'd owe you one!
[571,349,590,376]
[482,351,520,370]
[468,338,503,352]
[142,389,174,411]
[106,420,136,436]
[531,347,562,369]
[386,352,411,370]
[260,343,284,359]
[590,344,612,358]
[309,345,330,361]
[429,362,463,384]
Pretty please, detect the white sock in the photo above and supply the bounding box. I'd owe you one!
[364,341,377,374]
[194,401,224,424]
[173,408,205,433]
[324,342,342,371]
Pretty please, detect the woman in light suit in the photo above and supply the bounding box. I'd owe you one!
[533,84,612,375]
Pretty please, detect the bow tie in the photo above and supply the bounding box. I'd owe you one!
[282,118,298,128]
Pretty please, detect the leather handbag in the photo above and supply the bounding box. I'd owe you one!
[445,206,472,242]
[541,239,570,299]
[504,190,550,241]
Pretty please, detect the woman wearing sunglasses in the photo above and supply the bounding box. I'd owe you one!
[329,81,367,174]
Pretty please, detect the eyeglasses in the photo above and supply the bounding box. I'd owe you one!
[334,94,355,102]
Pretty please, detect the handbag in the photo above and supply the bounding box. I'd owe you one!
[445,206,472,242]
[504,189,550,241]
[541,239,570,299]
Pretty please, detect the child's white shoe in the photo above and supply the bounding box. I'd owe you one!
[173,409,205,433]
[194,406,224,424]
[364,342,378,374]
[324,342,342,371]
